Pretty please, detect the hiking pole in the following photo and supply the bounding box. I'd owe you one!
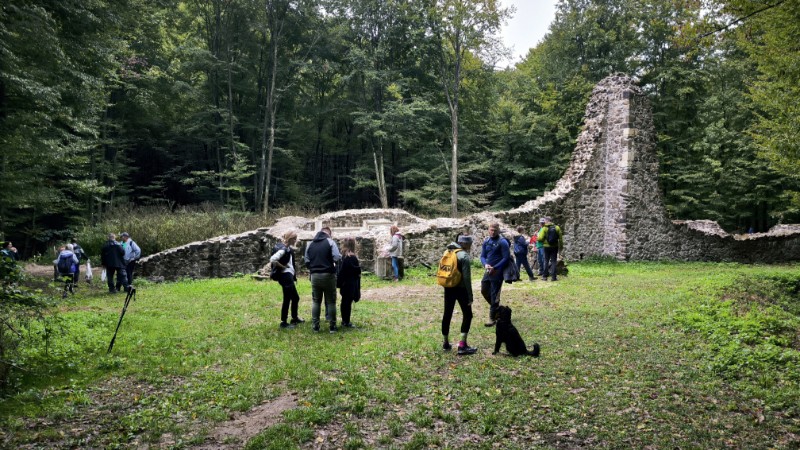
[107,287,136,354]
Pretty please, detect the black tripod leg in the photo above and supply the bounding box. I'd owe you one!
[107,287,136,354]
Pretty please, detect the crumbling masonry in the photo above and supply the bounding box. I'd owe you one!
[139,75,800,280]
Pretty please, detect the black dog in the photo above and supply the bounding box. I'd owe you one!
[492,305,540,357]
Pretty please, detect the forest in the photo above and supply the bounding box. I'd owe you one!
[1,0,799,256]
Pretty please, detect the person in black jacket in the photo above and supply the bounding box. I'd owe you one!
[100,233,129,294]
[337,237,361,329]
[270,230,304,329]
[304,227,342,333]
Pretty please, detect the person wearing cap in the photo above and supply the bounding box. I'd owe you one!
[537,217,564,281]
[480,222,510,327]
[120,232,141,288]
[441,235,476,355]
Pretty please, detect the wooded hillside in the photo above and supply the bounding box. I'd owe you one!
[2,0,798,255]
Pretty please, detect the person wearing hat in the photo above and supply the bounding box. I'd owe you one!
[119,232,141,288]
[441,234,477,355]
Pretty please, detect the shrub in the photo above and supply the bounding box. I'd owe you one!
[76,203,322,259]
[0,255,58,390]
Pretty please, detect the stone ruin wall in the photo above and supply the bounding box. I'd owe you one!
[139,75,800,281]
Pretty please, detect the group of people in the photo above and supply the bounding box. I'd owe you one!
[441,219,562,355]
[270,226,361,333]
[268,218,563,358]
[99,232,141,294]
[52,232,141,295]
[511,217,563,283]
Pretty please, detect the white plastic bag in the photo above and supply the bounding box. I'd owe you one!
[85,260,93,282]
[100,268,107,282]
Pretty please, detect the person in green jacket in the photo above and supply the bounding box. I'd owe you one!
[441,235,477,355]
[537,217,564,281]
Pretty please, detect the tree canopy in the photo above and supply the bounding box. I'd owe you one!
[1,0,798,255]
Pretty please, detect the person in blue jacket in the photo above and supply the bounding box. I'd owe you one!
[480,222,510,327]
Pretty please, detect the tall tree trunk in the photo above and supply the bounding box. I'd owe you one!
[261,23,279,216]
[373,141,388,208]
[450,110,458,217]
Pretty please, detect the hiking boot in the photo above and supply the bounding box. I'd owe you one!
[443,342,452,351]
[279,321,295,329]
[290,317,305,324]
[329,325,339,333]
[531,343,541,357]
[551,277,558,282]
[312,324,320,333]
[541,277,548,281]
[342,322,356,328]
[484,320,496,327]
[457,343,477,355]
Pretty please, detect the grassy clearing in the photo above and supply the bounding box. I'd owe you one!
[1,262,799,448]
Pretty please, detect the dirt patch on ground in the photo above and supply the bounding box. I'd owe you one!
[196,394,298,449]
[362,283,439,302]
[23,263,104,281]
[3,376,188,449]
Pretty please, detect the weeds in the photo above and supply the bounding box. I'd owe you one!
[75,203,322,259]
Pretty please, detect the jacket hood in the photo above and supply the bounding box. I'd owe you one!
[446,242,462,250]
[313,231,330,242]
[59,250,75,257]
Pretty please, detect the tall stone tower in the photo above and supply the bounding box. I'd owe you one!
[504,74,673,260]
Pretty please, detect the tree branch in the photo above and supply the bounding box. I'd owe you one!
[697,0,787,39]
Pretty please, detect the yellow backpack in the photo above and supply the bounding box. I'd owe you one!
[436,249,462,287]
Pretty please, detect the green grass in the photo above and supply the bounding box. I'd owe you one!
[1,262,799,448]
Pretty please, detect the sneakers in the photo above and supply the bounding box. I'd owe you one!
[312,324,320,333]
[290,317,305,324]
[329,325,339,333]
[342,322,357,328]
[279,321,295,329]
[457,342,477,355]
[484,320,496,327]
[443,342,452,351]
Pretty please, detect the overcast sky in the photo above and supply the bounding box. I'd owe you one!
[498,0,558,67]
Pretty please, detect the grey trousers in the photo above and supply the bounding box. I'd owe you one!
[310,272,337,327]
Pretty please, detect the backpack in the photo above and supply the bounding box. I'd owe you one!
[546,225,559,247]
[436,249,462,288]
[269,243,286,281]
[73,244,85,262]
[503,254,520,283]
[513,235,527,254]
[57,254,75,274]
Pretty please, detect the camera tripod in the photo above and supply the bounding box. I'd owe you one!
[107,286,137,354]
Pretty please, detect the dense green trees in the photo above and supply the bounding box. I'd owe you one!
[1,0,798,255]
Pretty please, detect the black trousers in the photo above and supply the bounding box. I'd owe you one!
[278,272,300,322]
[108,266,129,292]
[124,261,136,286]
[340,293,355,324]
[543,247,559,280]
[442,286,473,337]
